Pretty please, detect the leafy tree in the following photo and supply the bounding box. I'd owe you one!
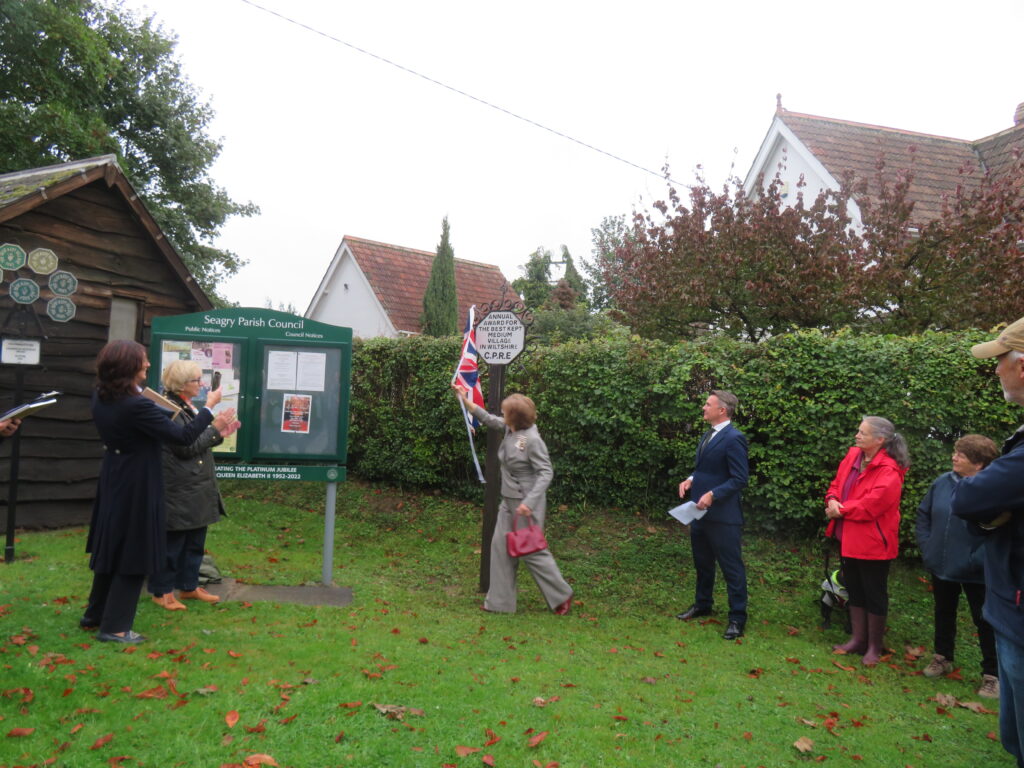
[0,0,256,297]
[610,152,1024,341]
[265,299,298,314]
[545,278,579,310]
[611,172,865,341]
[856,152,1024,332]
[421,216,459,336]
[558,246,588,307]
[530,305,625,345]
[512,247,554,310]
[584,215,630,311]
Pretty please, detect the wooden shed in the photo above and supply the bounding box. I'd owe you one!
[0,155,213,528]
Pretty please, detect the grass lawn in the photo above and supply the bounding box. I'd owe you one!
[0,480,1010,767]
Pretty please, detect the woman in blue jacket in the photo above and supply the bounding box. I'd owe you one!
[916,434,1000,697]
[81,341,235,643]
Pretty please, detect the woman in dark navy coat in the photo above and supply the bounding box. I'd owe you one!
[81,340,235,643]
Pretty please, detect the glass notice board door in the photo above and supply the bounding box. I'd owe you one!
[256,344,344,459]
[157,338,243,456]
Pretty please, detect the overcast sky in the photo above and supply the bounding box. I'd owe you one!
[118,0,1024,313]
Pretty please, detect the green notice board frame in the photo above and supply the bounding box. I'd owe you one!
[149,308,352,471]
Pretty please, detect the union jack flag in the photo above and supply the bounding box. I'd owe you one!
[452,305,486,427]
[452,306,486,482]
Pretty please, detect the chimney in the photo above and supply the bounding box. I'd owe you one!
[1015,102,1024,126]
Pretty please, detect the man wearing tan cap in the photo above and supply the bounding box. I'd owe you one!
[952,316,1024,768]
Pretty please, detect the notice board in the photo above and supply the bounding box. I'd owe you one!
[149,309,352,466]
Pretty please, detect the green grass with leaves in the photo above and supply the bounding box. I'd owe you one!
[0,481,1010,767]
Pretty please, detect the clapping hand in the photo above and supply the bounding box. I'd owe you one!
[212,407,237,434]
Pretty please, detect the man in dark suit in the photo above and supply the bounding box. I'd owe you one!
[676,390,750,639]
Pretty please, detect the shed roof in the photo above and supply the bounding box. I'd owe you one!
[343,235,516,334]
[0,155,212,309]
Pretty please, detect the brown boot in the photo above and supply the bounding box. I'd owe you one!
[862,613,887,666]
[152,593,187,611]
[179,587,220,604]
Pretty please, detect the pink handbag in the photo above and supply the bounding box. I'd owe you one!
[506,514,548,557]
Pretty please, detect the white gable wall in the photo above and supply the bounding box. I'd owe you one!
[743,117,864,228]
[305,244,399,338]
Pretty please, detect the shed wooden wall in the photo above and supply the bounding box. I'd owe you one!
[0,180,207,528]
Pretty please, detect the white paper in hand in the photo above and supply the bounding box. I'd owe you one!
[668,501,706,525]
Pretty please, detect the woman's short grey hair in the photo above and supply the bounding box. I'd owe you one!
[162,360,202,395]
[862,415,910,468]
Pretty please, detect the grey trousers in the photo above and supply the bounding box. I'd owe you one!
[483,498,573,613]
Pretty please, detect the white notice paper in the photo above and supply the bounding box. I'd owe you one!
[668,501,706,525]
[296,352,327,392]
[266,350,297,390]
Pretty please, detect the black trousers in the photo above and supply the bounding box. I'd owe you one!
[84,572,145,634]
[932,574,998,676]
[842,557,891,615]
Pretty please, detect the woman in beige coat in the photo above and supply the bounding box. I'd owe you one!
[455,386,573,614]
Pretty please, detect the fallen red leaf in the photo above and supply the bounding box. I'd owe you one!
[482,756,496,767]
[227,650,242,658]
[484,728,501,746]
[7,727,35,737]
[243,755,279,766]
[338,701,362,708]
[527,731,549,748]
[225,710,240,728]
[833,660,856,672]
[245,719,267,734]
[90,733,114,750]
[455,746,480,757]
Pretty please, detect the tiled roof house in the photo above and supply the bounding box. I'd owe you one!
[305,235,517,338]
[743,97,1024,228]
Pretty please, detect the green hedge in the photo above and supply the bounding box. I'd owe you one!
[349,330,1020,546]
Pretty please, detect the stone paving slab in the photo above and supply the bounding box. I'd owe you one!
[200,578,353,607]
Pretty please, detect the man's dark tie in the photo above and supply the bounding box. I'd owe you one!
[697,428,714,459]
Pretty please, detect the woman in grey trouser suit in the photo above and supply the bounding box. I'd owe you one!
[456,388,573,614]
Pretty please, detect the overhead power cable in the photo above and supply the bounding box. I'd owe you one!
[237,0,677,185]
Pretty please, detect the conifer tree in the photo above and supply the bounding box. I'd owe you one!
[421,217,459,336]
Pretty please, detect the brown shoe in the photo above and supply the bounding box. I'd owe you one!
[923,653,952,678]
[152,593,187,611]
[977,674,1000,699]
[179,587,220,604]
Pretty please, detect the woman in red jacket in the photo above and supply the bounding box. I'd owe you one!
[825,416,910,665]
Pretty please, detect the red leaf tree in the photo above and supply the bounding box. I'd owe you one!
[605,149,1024,340]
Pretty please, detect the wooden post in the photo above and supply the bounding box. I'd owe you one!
[4,367,24,563]
[478,363,506,592]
